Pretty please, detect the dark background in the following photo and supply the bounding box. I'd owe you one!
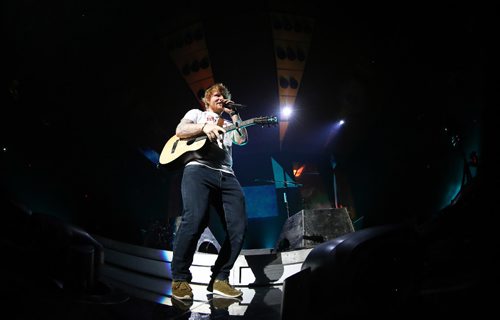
[2,1,490,249]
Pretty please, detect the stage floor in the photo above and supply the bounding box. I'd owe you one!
[3,230,496,319]
[93,235,312,317]
[2,234,301,320]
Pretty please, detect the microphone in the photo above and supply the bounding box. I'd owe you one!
[225,103,247,109]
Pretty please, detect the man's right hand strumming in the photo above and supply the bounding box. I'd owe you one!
[202,123,226,142]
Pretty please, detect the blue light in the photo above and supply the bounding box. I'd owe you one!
[243,185,279,218]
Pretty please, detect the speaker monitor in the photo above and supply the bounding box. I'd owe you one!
[275,208,354,251]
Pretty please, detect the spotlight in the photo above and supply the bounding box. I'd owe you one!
[281,106,293,120]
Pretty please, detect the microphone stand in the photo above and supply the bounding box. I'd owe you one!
[283,167,289,218]
[254,178,303,218]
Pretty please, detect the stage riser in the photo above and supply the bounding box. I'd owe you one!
[100,264,258,306]
[94,235,312,290]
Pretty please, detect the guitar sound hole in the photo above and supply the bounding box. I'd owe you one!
[171,140,178,154]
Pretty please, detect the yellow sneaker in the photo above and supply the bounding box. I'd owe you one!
[213,279,242,298]
[172,280,193,300]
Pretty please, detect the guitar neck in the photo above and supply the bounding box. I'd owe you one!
[191,116,276,142]
[224,119,256,132]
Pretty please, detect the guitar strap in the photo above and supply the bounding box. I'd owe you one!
[217,116,233,138]
[217,116,225,127]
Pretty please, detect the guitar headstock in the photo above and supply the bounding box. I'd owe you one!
[254,116,278,126]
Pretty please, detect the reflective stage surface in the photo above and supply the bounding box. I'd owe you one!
[2,177,498,319]
[3,271,284,320]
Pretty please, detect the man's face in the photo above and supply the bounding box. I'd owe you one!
[208,91,225,113]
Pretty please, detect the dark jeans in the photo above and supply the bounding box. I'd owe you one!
[171,165,247,282]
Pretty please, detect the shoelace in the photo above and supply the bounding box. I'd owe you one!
[219,280,239,290]
[174,282,191,291]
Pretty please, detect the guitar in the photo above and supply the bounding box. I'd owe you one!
[159,116,278,169]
